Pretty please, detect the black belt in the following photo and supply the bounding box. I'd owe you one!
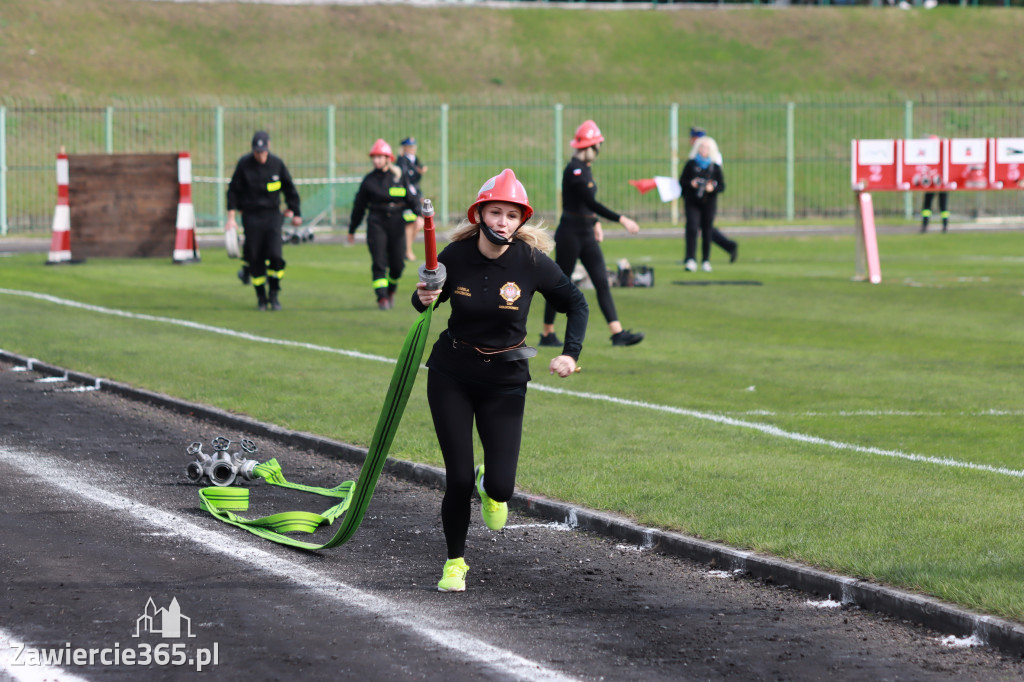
[372,202,405,212]
[447,332,538,362]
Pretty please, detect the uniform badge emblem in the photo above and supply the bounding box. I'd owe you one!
[573,168,583,176]
[499,282,522,305]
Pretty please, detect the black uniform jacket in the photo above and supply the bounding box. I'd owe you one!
[679,159,726,208]
[414,238,589,386]
[396,154,424,187]
[226,153,301,217]
[561,157,621,224]
[349,168,422,234]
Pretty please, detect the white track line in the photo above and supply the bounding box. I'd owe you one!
[3,288,1022,480]
[0,289,393,364]
[0,626,92,682]
[0,445,580,682]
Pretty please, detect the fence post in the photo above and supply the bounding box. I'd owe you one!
[105,106,114,154]
[327,105,336,227]
[0,107,6,236]
[904,99,914,219]
[554,103,563,220]
[216,106,225,226]
[440,103,449,226]
[786,101,795,222]
[670,103,679,226]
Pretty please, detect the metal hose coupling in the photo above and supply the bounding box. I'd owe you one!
[185,437,261,486]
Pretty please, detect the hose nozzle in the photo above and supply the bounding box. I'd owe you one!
[418,198,447,290]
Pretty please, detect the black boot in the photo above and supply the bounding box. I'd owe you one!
[375,287,390,310]
[268,289,281,311]
[255,285,268,311]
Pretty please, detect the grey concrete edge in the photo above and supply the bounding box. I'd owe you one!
[4,348,1022,657]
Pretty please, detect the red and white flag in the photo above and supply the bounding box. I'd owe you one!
[629,177,681,203]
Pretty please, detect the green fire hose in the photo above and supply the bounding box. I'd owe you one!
[197,303,434,550]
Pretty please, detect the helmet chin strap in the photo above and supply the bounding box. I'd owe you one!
[476,205,522,246]
[481,223,521,246]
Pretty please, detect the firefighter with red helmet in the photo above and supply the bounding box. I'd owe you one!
[540,120,645,347]
[348,139,422,309]
[412,169,588,593]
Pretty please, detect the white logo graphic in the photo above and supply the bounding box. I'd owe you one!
[134,597,196,639]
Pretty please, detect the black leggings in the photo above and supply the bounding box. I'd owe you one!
[544,220,618,326]
[427,369,526,559]
[684,202,735,263]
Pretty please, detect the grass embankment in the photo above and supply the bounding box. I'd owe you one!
[2,0,1024,98]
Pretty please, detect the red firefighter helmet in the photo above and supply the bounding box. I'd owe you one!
[467,169,534,224]
[571,120,605,149]
[368,138,395,162]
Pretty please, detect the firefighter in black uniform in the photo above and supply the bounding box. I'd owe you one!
[540,119,644,348]
[225,131,301,311]
[412,168,588,592]
[396,136,427,261]
[348,139,422,310]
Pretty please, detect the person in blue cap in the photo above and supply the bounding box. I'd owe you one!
[396,137,428,261]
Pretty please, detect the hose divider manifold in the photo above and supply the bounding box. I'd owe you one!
[185,436,261,486]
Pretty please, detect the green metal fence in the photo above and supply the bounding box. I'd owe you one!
[2,93,1023,236]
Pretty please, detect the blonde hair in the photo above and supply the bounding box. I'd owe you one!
[447,217,553,255]
[574,146,599,164]
[688,136,723,166]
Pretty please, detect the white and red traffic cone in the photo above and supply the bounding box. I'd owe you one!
[173,152,200,263]
[46,151,72,264]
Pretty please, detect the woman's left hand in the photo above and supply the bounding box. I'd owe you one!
[549,355,577,378]
[619,216,640,234]
[593,221,604,242]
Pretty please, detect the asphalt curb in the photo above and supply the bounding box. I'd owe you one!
[3,349,1023,657]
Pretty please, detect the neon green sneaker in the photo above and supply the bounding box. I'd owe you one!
[437,557,469,592]
[475,464,508,531]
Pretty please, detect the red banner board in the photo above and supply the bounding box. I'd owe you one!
[991,137,1024,190]
[851,137,1024,192]
[851,139,898,191]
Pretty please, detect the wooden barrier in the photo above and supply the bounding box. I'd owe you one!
[68,154,179,258]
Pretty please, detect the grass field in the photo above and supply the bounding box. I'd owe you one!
[2,228,1022,622]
